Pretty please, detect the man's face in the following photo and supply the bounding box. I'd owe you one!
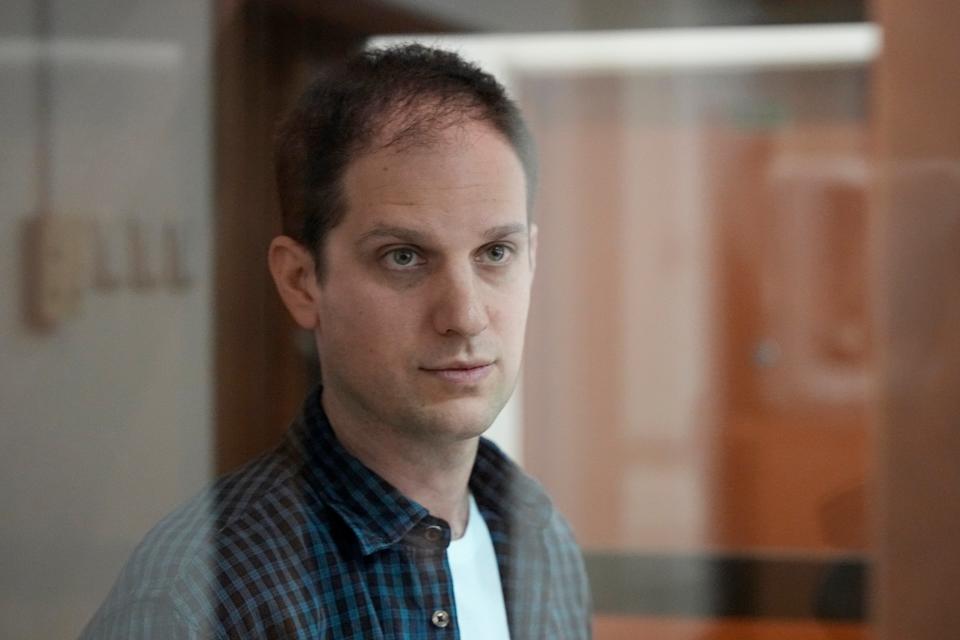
[314,120,536,444]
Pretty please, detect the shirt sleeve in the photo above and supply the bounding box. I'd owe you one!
[77,597,206,640]
[546,510,594,639]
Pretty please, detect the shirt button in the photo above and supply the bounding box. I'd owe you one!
[431,609,450,628]
[424,525,443,543]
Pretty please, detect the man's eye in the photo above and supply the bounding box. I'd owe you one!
[383,248,424,269]
[481,244,513,264]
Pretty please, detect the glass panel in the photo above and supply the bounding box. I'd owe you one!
[3,3,895,638]
[0,1,213,637]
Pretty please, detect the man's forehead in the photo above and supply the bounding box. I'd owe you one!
[342,122,525,213]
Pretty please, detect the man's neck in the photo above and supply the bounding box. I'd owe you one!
[321,390,478,539]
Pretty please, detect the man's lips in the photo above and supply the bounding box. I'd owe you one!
[420,361,495,384]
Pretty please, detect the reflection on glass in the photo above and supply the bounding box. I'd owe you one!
[2,4,886,636]
[375,26,877,639]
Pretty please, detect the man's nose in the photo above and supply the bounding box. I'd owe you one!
[431,264,489,338]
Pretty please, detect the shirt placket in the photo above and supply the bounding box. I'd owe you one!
[406,518,461,640]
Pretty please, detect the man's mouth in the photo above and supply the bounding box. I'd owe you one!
[420,361,495,384]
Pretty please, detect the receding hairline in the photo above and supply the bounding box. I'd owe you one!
[358,94,509,159]
[338,105,533,217]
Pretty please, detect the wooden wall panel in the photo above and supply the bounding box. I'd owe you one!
[873,2,960,637]
[215,0,306,473]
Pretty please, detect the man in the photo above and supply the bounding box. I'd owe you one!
[80,44,590,639]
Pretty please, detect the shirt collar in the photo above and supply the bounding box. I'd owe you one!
[286,386,553,556]
[470,433,554,532]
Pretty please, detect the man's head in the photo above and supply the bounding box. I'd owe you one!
[269,44,538,444]
[273,43,538,278]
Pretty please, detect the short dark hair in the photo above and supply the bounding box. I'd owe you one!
[273,43,538,277]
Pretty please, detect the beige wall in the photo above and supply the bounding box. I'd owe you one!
[0,1,212,637]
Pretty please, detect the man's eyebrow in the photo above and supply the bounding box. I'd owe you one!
[483,223,528,240]
[356,226,430,246]
[356,222,529,246]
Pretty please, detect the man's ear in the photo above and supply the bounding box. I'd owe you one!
[268,236,321,330]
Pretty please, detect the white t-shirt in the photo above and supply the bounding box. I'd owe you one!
[447,495,511,640]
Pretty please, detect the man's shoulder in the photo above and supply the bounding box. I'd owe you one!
[83,442,331,635]
[138,444,314,573]
[474,437,555,517]
[474,437,592,635]
[475,437,582,550]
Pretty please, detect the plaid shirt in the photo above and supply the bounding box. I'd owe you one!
[80,387,591,639]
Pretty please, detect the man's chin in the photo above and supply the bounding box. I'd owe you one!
[405,394,504,442]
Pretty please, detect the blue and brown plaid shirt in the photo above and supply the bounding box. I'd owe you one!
[80,387,591,639]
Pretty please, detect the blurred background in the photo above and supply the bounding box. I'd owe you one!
[2,1,958,639]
